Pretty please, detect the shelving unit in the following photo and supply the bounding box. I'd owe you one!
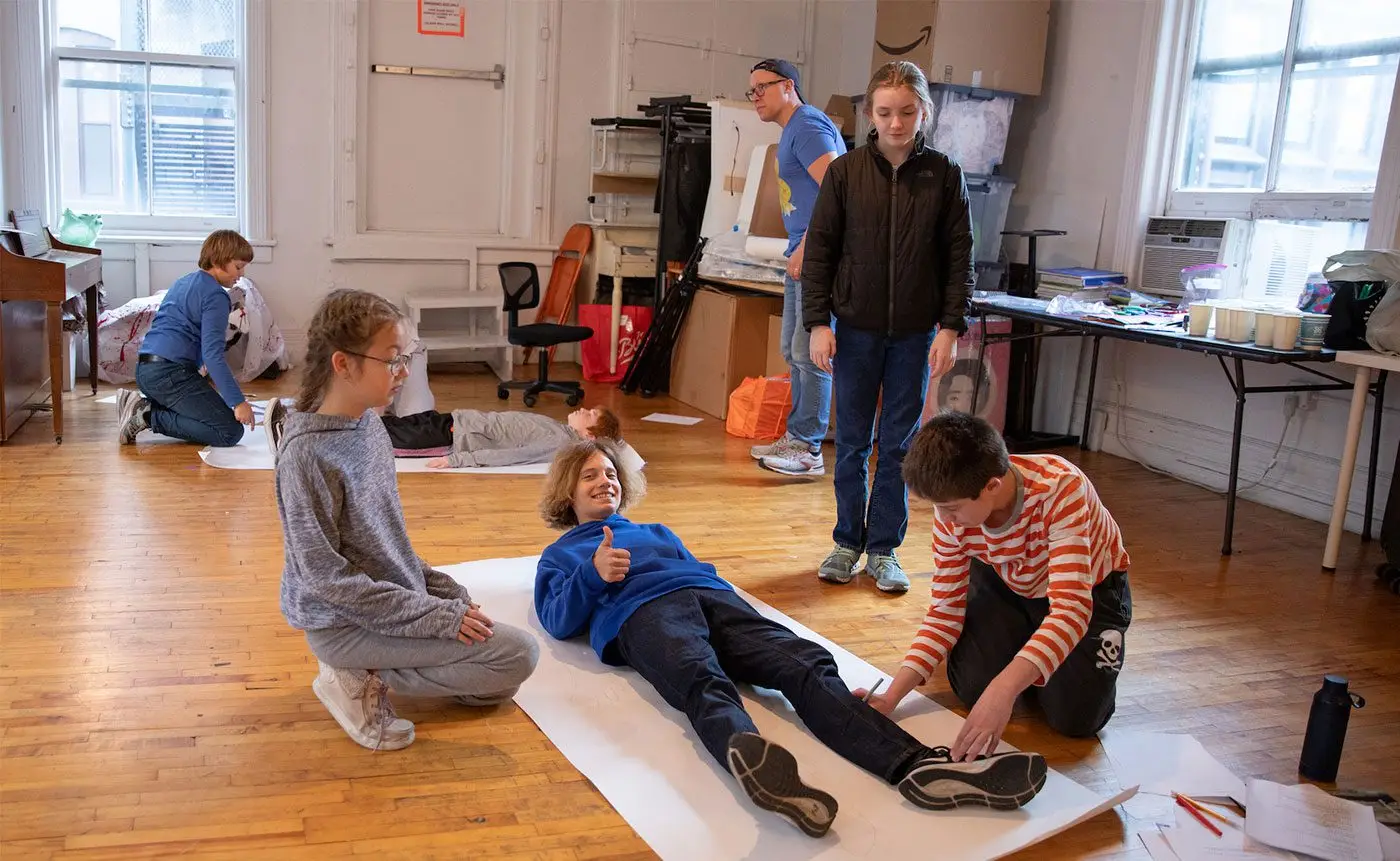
[402,291,512,383]
[589,122,662,227]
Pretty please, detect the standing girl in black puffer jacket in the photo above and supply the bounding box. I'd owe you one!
[798,60,975,594]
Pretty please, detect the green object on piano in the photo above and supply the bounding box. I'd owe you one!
[57,209,102,247]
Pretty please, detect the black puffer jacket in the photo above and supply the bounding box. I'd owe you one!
[800,132,974,335]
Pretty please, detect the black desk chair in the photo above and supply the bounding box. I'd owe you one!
[497,262,593,407]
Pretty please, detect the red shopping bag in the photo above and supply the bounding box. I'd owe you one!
[726,375,791,439]
[578,304,654,383]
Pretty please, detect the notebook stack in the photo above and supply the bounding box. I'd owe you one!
[1036,267,1128,300]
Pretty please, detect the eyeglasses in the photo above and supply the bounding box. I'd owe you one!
[745,78,789,102]
[343,350,413,375]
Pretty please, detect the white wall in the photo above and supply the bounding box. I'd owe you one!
[0,0,875,361]
[0,0,15,222]
[999,0,1397,538]
[808,0,877,109]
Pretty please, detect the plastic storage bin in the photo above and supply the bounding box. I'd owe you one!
[967,174,1015,265]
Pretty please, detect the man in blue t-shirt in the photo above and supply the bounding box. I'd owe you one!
[746,58,846,478]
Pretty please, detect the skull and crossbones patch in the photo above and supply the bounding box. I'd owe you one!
[1094,629,1124,672]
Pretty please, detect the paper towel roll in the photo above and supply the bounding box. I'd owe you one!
[745,235,790,261]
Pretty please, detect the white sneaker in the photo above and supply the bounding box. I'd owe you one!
[265,398,288,461]
[312,662,415,751]
[760,447,825,476]
[750,433,796,461]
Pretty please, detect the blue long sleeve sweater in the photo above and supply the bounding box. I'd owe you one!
[140,270,245,407]
[535,514,731,663]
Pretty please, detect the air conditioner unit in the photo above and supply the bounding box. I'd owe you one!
[1138,217,1248,299]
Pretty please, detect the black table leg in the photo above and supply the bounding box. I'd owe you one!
[85,283,99,395]
[1081,335,1102,450]
[1223,356,1246,556]
[1363,370,1388,542]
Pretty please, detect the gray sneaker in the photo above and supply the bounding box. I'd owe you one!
[818,545,860,584]
[760,446,825,476]
[867,553,910,593]
[116,389,150,444]
[750,433,797,461]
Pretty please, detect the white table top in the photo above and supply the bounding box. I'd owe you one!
[1334,349,1400,372]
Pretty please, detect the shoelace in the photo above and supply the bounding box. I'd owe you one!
[364,674,399,753]
[868,554,902,575]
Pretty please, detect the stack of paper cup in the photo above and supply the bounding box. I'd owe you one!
[1273,312,1302,350]
[1188,302,1213,337]
[1298,313,1329,351]
[1254,312,1277,348]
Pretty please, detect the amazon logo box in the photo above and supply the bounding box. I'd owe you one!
[871,0,1050,97]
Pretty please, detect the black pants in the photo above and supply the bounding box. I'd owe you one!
[946,560,1132,738]
[381,411,453,449]
[613,588,928,783]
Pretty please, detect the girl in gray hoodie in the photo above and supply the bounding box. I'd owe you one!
[275,289,539,751]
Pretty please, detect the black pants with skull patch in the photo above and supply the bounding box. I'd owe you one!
[945,559,1132,739]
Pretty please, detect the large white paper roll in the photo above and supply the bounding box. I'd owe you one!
[744,234,789,261]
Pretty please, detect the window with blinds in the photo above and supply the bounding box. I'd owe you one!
[51,0,242,231]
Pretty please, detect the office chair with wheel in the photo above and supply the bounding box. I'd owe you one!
[497,261,594,407]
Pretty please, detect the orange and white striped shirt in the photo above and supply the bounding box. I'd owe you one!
[903,454,1130,685]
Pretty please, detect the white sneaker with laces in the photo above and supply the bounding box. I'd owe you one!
[312,662,415,751]
[749,433,796,461]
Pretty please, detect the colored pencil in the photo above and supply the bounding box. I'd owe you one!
[1173,792,1234,825]
[1175,793,1224,837]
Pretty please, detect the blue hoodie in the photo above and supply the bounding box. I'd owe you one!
[535,514,732,663]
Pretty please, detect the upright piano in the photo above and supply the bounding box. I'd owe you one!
[0,220,102,443]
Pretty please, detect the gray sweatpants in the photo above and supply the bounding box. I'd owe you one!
[305,622,539,705]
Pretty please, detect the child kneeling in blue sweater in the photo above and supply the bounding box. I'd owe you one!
[535,439,1047,838]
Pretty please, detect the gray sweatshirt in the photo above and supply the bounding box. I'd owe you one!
[446,409,577,468]
[276,409,471,639]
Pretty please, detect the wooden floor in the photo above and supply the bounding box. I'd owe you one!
[2,365,1398,860]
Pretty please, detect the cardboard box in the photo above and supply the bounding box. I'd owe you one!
[824,95,859,135]
[871,0,1050,97]
[749,144,788,241]
[766,314,786,377]
[670,287,784,420]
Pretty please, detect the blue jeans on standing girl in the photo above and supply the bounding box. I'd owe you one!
[831,325,935,555]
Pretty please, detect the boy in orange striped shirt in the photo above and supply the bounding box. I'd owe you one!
[855,413,1132,762]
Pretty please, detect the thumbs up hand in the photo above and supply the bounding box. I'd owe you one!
[592,525,631,583]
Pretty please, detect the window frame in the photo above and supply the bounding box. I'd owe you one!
[15,0,268,241]
[1163,0,1398,222]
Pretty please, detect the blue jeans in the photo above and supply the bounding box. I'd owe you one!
[613,587,928,783]
[832,326,935,555]
[135,360,245,447]
[781,275,832,449]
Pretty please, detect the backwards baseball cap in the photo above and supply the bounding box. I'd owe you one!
[751,58,804,103]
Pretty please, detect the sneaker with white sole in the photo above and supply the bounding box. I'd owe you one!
[759,447,825,476]
[749,433,797,461]
[867,552,910,593]
[265,398,288,461]
[726,732,838,838]
[818,545,860,584]
[898,746,1047,811]
[116,389,150,444]
[312,662,415,751]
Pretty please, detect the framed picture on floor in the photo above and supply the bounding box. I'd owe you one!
[922,317,1011,431]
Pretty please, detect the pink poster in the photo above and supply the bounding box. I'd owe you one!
[922,318,1011,431]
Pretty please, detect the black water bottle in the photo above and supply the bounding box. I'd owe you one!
[1298,674,1366,782]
